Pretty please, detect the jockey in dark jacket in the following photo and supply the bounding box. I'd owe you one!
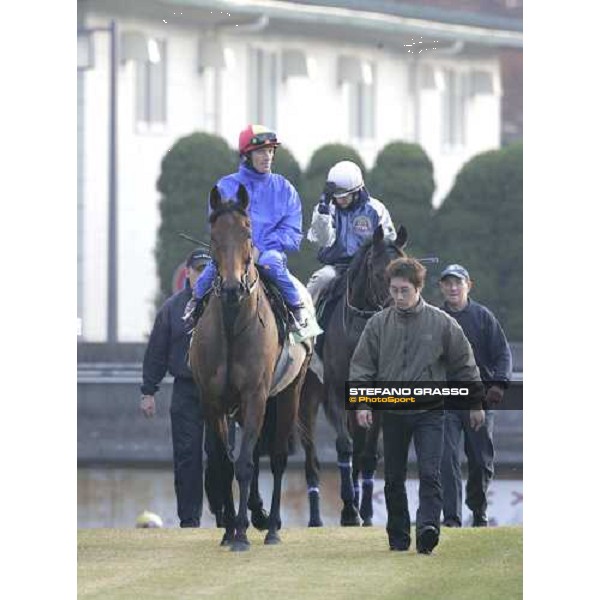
[306,159,396,305]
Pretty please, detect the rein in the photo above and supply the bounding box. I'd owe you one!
[343,245,402,331]
[212,254,260,298]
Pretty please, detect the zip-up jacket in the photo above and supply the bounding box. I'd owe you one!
[141,285,195,395]
[440,299,512,385]
[350,297,482,412]
[307,190,396,265]
[215,163,303,253]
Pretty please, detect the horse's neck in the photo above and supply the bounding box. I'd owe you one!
[347,263,371,309]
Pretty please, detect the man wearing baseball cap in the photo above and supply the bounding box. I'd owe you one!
[140,248,223,528]
[438,264,513,528]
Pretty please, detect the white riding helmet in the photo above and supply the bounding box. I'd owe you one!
[327,160,364,198]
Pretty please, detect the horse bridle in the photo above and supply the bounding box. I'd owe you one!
[344,244,402,322]
[211,237,259,299]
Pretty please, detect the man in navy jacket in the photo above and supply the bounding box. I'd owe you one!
[140,249,221,527]
[438,264,513,527]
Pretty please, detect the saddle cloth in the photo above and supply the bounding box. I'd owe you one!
[268,274,319,397]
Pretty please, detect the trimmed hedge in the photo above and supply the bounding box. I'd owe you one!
[272,145,302,191]
[154,132,237,305]
[302,144,366,206]
[431,142,523,339]
[367,141,435,259]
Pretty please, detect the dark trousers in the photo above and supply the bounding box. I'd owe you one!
[441,409,495,525]
[170,378,205,527]
[382,410,444,547]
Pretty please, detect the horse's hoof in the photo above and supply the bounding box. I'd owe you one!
[362,517,373,527]
[230,540,251,552]
[251,507,270,531]
[308,518,323,528]
[220,530,234,546]
[264,531,281,545]
[340,506,361,527]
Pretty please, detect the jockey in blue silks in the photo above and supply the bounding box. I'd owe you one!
[186,124,309,333]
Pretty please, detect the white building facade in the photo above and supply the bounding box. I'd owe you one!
[77,0,522,342]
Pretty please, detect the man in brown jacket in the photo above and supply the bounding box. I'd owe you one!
[351,258,484,554]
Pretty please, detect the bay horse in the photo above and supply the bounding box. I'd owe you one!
[189,184,310,551]
[299,224,407,526]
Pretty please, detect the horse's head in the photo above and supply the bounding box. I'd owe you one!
[348,224,408,309]
[209,184,256,306]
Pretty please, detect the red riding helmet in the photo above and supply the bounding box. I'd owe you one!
[238,124,280,155]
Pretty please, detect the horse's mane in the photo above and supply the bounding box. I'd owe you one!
[209,201,249,225]
[344,239,375,307]
[345,236,403,308]
[346,238,374,283]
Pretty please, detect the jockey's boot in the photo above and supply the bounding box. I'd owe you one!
[289,304,309,332]
[182,297,200,333]
[183,294,210,333]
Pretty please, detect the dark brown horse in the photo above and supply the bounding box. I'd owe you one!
[299,224,407,526]
[189,184,310,551]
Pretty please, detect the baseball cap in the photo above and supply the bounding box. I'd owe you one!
[186,248,212,268]
[440,264,470,282]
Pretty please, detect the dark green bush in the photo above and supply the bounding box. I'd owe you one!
[431,143,523,340]
[272,145,302,191]
[367,141,435,259]
[302,144,366,206]
[154,131,237,305]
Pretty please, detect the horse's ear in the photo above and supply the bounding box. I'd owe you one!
[373,224,384,244]
[395,224,408,250]
[209,186,222,211]
[237,184,249,210]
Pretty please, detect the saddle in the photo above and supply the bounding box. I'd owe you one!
[256,266,291,346]
[192,267,290,345]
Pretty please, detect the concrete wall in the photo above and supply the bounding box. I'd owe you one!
[78,343,523,466]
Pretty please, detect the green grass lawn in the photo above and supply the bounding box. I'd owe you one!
[78,526,522,600]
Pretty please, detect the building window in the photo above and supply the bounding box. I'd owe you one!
[441,68,467,148]
[248,47,277,127]
[349,62,375,140]
[136,39,167,125]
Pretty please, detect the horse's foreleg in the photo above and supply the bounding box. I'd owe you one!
[249,445,269,530]
[325,383,360,527]
[358,412,381,526]
[220,454,236,545]
[231,403,265,552]
[212,426,236,545]
[265,387,298,545]
[299,369,324,527]
[265,451,286,545]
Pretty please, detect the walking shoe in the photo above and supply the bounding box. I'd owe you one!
[472,512,489,527]
[388,534,410,551]
[182,297,200,333]
[442,518,461,528]
[416,525,439,555]
[389,541,410,552]
[289,304,309,331]
[180,519,200,528]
